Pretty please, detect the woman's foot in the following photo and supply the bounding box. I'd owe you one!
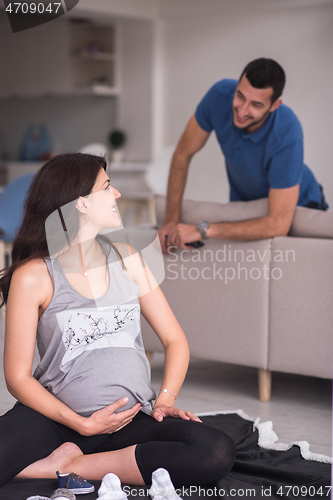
[16,442,83,479]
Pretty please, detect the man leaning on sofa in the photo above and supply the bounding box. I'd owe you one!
[158,58,328,251]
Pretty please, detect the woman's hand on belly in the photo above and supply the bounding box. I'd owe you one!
[78,397,142,436]
[151,405,202,423]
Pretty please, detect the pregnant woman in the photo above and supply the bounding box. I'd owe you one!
[0,153,236,489]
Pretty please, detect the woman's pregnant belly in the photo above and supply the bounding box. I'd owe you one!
[52,347,155,416]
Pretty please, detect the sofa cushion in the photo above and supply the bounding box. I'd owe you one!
[141,237,271,370]
[154,195,268,226]
[268,237,333,378]
[154,195,333,239]
[289,206,333,238]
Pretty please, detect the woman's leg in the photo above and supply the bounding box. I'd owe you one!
[0,403,70,486]
[18,443,145,486]
[65,445,145,485]
[2,403,144,485]
[132,416,237,487]
[53,413,236,487]
[4,409,235,488]
[16,442,84,479]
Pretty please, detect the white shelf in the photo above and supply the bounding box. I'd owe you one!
[72,52,116,62]
[70,86,120,96]
[69,21,118,93]
[0,88,120,100]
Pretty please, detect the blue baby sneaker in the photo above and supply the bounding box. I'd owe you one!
[56,471,94,495]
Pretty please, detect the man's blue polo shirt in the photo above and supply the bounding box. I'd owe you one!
[195,79,322,206]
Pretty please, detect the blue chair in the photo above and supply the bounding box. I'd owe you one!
[0,174,35,270]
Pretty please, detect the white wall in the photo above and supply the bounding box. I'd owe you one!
[156,0,333,206]
[118,19,154,161]
[1,0,332,205]
[74,0,158,20]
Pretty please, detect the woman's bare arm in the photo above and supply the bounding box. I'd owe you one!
[4,259,141,436]
[122,248,200,421]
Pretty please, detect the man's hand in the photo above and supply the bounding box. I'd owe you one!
[79,398,142,436]
[173,224,202,249]
[151,405,202,423]
[159,223,202,252]
[158,222,180,253]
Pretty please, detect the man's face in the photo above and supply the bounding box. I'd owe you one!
[232,75,281,133]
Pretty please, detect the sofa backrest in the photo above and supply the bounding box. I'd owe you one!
[154,195,333,239]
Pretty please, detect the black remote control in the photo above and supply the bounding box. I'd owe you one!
[185,241,205,248]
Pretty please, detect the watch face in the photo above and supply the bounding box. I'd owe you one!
[197,221,210,239]
[198,221,209,230]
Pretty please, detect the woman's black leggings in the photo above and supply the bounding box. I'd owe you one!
[0,403,236,488]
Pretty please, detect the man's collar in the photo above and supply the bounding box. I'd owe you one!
[240,112,274,143]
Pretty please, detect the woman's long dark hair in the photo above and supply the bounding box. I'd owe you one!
[0,153,108,306]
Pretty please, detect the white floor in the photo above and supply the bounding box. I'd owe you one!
[0,316,332,458]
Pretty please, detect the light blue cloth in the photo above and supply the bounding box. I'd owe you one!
[195,79,323,207]
[0,174,34,242]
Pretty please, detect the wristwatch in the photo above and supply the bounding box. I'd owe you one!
[197,221,210,240]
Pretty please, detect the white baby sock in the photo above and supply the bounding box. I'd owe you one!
[97,473,127,500]
[148,468,182,500]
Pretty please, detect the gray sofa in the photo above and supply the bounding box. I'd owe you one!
[141,195,333,401]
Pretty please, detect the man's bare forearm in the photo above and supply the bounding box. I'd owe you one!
[163,115,210,228]
[164,153,190,224]
[206,215,291,241]
[205,186,298,241]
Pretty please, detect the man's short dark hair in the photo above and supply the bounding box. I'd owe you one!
[240,58,286,103]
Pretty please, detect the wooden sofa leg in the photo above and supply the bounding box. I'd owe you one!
[258,369,271,402]
[145,350,154,366]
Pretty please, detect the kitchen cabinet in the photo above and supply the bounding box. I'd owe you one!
[5,161,43,182]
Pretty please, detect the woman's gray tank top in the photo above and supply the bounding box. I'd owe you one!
[34,244,156,417]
